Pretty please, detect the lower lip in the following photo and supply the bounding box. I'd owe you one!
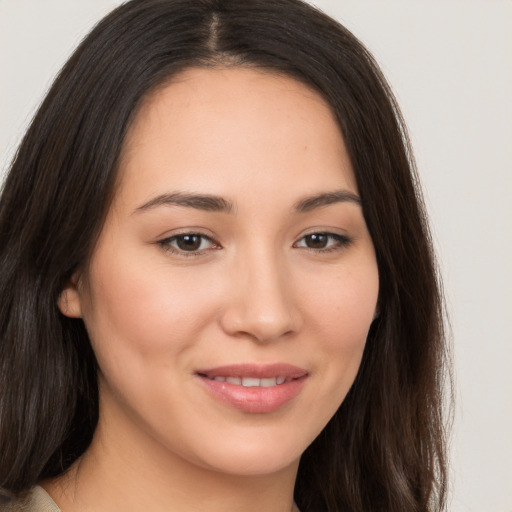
[197,375,307,413]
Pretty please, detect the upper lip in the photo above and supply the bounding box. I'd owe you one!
[196,363,308,379]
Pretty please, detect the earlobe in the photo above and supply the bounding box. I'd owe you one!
[58,274,83,318]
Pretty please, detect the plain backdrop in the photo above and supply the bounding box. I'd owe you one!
[1,1,511,511]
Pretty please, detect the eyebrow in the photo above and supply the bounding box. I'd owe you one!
[134,192,234,214]
[293,190,361,212]
[134,189,361,215]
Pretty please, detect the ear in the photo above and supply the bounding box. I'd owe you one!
[58,273,83,318]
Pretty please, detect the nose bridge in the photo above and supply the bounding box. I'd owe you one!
[220,242,299,342]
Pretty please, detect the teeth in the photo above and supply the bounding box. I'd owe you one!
[241,377,261,387]
[209,376,289,387]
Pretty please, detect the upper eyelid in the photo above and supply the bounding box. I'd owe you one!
[161,232,214,241]
[158,229,218,243]
[294,232,351,246]
[297,232,347,240]
[160,233,218,245]
[294,229,351,242]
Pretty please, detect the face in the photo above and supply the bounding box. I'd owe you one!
[61,67,379,477]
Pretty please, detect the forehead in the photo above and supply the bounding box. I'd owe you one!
[116,66,357,208]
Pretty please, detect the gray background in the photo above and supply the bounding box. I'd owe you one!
[1,1,511,510]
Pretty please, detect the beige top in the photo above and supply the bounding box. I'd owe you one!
[0,486,302,511]
[0,487,61,512]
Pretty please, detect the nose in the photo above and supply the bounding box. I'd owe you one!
[219,249,302,343]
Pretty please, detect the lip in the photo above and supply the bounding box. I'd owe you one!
[196,363,309,413]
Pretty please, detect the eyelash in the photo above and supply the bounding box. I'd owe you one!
[158,233,220,257]
[158,232,352,257]
[293,233,353,253]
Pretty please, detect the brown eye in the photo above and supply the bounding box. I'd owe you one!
[304,233,329,249]
[175,234,202,251]
[294,232,352,252]
[159,233,218,255]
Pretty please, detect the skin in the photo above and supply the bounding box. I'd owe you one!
[49,67,379,512]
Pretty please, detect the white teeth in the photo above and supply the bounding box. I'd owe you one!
[209,375,289,387]
[241,377,261,387]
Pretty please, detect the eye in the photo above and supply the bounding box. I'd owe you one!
[159,233,219,255]
[294,232,352,252]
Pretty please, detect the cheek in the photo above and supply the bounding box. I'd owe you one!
[80,255,219,363]
[283,261,378,442]
[308,263,379,347]
[301,258,379,393]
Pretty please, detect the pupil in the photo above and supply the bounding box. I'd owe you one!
[306,234,328,249]
[177,235,201,251]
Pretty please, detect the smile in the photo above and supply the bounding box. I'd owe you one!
[196,363,308,413]
[204,376,291,386]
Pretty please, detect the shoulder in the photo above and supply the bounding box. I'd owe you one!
[0,487,61,512]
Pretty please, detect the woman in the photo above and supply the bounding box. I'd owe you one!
[0,0,450,510]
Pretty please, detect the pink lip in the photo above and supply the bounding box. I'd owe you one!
[196,363,308,414]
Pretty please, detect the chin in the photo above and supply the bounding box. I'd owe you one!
[205,448,302,477]
[176,431,306,477]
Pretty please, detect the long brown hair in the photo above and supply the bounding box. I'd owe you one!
[0,1,451,510]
